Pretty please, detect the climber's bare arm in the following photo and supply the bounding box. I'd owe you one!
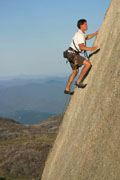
[86,30,99,40]
[79,43,98,52]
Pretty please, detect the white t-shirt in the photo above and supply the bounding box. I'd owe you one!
[70,29,87,52]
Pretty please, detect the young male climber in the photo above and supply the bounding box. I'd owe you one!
[64,19,98,95]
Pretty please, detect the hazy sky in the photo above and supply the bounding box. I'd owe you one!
[0,0,111,77]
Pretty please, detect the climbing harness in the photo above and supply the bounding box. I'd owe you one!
[62,40,90,114]
[73,40,89,59]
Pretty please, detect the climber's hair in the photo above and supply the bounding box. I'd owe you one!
[77,19,87,29]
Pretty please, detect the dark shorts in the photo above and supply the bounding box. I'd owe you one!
[67,52,85,70]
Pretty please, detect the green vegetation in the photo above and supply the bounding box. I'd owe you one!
[0,172,31,180]
[0,134,57,147]
[0,115,63,180]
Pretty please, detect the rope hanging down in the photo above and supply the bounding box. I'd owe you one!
[62,82,74,114]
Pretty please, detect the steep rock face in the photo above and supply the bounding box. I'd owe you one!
[42,0,120,179]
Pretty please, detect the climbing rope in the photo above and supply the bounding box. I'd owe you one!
[62,81,74,114]
[62,92,70,114]
[62,48,91,115]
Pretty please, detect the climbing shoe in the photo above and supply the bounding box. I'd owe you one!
[75,81,87,88]
[64,90,74,95]
[89,47,100,58]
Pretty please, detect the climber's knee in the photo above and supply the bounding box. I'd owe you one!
[83,60,92,69]
[73,69,79,76]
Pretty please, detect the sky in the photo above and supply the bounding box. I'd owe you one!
[0,0,111,78]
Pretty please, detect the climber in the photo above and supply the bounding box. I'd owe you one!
[64,19,98,95]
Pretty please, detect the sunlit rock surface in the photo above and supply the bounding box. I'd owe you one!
[42,0,120,179]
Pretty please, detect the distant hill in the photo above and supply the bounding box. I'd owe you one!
[0,115,63,180]
[0,76,71,124]
[0,110,54,125]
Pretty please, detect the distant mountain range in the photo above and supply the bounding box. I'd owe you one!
[0,75,72,124]
[0,110,54,125]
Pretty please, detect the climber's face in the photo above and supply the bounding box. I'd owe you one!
[80,22,88,32]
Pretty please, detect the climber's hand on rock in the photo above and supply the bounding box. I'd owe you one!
[91,46,98,52]
[95,30,99,35]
